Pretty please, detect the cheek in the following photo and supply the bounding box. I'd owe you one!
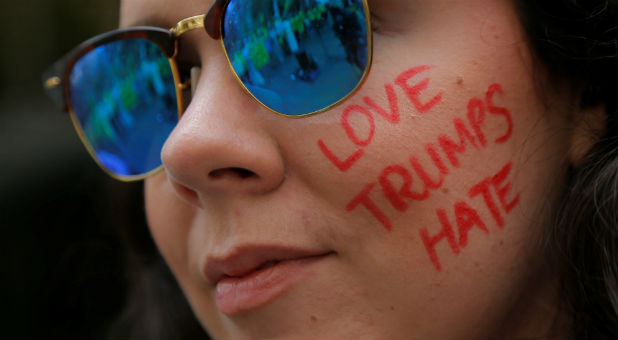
[144,176,230,336]
[294,57,568,335]
[311,64,514,215]
[305,51,567,270]
[144,174,195,272]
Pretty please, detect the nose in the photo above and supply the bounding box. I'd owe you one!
[161,55,286,207]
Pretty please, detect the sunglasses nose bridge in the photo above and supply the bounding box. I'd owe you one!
[170,15,207,38]
[170,0,227,39]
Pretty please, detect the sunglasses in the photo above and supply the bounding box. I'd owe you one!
[43,0,372,181]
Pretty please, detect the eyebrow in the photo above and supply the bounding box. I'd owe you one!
[124,15,205,65]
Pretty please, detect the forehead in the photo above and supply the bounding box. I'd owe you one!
[119,0,517,28]
[120,0,385,28]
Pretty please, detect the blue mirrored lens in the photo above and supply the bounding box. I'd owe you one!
[69,38,178,177]
[222,0,369,116]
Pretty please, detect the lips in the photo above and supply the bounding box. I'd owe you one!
[204,246,333,315]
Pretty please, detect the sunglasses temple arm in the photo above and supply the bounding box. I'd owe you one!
[42,56,69,112]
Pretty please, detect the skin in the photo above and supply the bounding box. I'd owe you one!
[120,0,592,337]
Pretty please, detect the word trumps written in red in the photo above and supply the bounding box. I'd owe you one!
[346,83,513,231]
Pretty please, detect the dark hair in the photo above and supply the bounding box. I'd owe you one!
[517,0,618,338]
[110,1,618,338]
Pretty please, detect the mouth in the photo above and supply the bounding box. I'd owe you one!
[205,246,334,316]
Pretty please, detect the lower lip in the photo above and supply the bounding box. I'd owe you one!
[215,254,331,316]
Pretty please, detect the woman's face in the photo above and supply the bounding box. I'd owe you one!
[123,0,576,337]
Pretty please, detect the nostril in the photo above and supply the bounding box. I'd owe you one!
[209,167,257,179]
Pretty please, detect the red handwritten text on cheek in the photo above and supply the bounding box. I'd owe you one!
[341,105,375,147]
[344,82,517,271]
[363,84,400,123]
[315,65,519,271]
[346,183,393,231]
[317,140,364,172]
[317,65,443,172]
[345,82,514,232]
[487,84,512,143]
[438,117,479,168]
[420,162,520,271]
[468,161,520,228]
[395,65,443,114]
[379,164,430,211]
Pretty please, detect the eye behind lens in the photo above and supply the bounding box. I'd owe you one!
[68,38,179,177]
[221,0,371,117]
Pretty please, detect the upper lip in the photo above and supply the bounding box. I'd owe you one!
[204,245,332,284]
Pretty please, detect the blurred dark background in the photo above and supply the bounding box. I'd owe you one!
[0,1,146,338]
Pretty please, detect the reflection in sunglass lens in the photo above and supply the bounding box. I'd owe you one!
[69,38,178,177]
[222,0,369,116]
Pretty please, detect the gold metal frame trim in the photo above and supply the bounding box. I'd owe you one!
[44,76,61,89]
[170,14,206,38]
